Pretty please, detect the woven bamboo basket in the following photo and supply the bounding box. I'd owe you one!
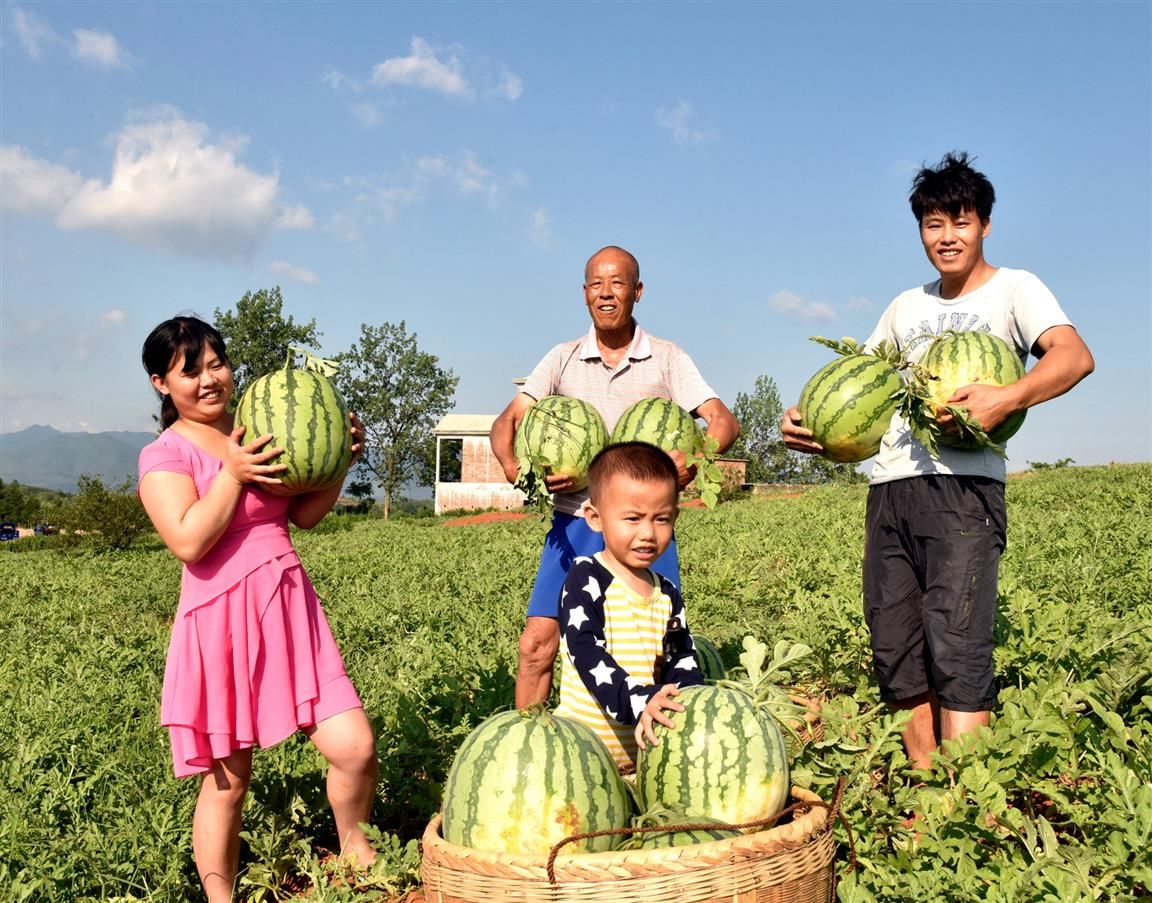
[421,785,836,903]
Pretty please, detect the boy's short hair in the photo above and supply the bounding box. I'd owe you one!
[587,442,678,504]
[910,151,996,224]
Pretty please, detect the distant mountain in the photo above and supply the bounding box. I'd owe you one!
[0,425,157,493]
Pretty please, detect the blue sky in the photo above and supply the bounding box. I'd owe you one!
[2,1,1149,470]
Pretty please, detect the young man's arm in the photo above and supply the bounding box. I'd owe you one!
[943,325,1094,433]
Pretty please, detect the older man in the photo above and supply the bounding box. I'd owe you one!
[491,245,739,708]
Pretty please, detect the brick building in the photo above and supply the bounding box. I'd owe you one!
[431,414,526,515]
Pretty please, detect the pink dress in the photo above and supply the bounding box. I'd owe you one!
[139,429,362,778]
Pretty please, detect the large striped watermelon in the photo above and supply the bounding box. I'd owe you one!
[693,636,726,684]
[441,706,632,855]
[233,351,352,495]
[619,805,742,850]
[797,353,901,463]
[514,396,608,493]
[610,398,704,459]
[918,331,1026,450]
[636,685,789,829]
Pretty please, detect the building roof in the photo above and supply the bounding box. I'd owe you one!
[432,414,499,436]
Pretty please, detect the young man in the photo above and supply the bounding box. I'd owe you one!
[782,152,1094,769]
[553,442,704,768]
[490,246,738,708]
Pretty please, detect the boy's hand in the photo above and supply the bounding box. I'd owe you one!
[635,684,685,750]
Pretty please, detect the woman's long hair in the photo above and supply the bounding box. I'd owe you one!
[141,317,230,429]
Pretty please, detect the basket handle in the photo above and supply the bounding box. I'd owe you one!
[547,777,852,885]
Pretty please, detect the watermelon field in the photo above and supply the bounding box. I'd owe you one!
[1,463,1150,901]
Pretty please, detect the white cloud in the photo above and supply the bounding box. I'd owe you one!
[449,152,498,199]
[276,204,314,230]
[655,101,713,145]
[101,308,128,324]
[10,5,56,59]
[529,207,551,246]
[0,146,85,216]
[497,70,523,101]
[268,260,319,285]
[768,290,837,322]
[846,296,875,312]
[44,112,283,259]
[371,37,473,97]
[72,29,131,69]
[327,211,361,242]
[351,102,384,127]
[321,67,362,93]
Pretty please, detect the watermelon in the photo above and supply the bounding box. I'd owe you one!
[797,353,901,463]
[441,706,632,855]
[610,398,704,459]
[636,685,789,829]
[619,805,742,850]
[233,353,352,495]
[918,331,1026,449]
[693,636,726,684]
[514,396,608,494]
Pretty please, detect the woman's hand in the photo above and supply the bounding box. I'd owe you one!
[222,425,287,487]
[348,412,365,468]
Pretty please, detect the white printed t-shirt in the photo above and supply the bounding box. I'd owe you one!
[865,267,1074,485]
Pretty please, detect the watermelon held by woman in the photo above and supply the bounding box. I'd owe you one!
[233,348,353,495]
[513,396,608,507]
[912,330,1027,453]
[440,706,632,855]
[635,684,790,829]
[797,337,903,464]
[610,398,724,507]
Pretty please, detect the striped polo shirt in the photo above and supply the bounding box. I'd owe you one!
[520,322,717,516]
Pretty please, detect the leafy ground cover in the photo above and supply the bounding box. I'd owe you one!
[1,464,1149,901]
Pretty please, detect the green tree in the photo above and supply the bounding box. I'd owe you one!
[0,479,41,525]
[60,475,154,550]
[336,322,458,519]
[729,375,791,483]
[214,287,321,404]
[730,375,867,485]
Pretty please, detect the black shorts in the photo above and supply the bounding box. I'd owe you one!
[862,475,1007,713]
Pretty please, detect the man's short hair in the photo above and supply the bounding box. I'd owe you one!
[910,151,996,223]
[587,441,678,504]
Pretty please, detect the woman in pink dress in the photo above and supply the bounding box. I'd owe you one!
[138,316,377,901]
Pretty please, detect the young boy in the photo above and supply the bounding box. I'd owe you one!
[553,441,704,768]
[783,151,1094,770]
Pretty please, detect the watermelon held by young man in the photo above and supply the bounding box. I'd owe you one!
[796,344,902,464]
[915,331,1027,452]
[440,706,632,855]
[233,349,353,495]
[692,636,726,684]
[513,396,608,504]
[635,684,790,829]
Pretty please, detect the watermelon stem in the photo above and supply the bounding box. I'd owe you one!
[895,357,1009,459]
[716,636,817,749]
